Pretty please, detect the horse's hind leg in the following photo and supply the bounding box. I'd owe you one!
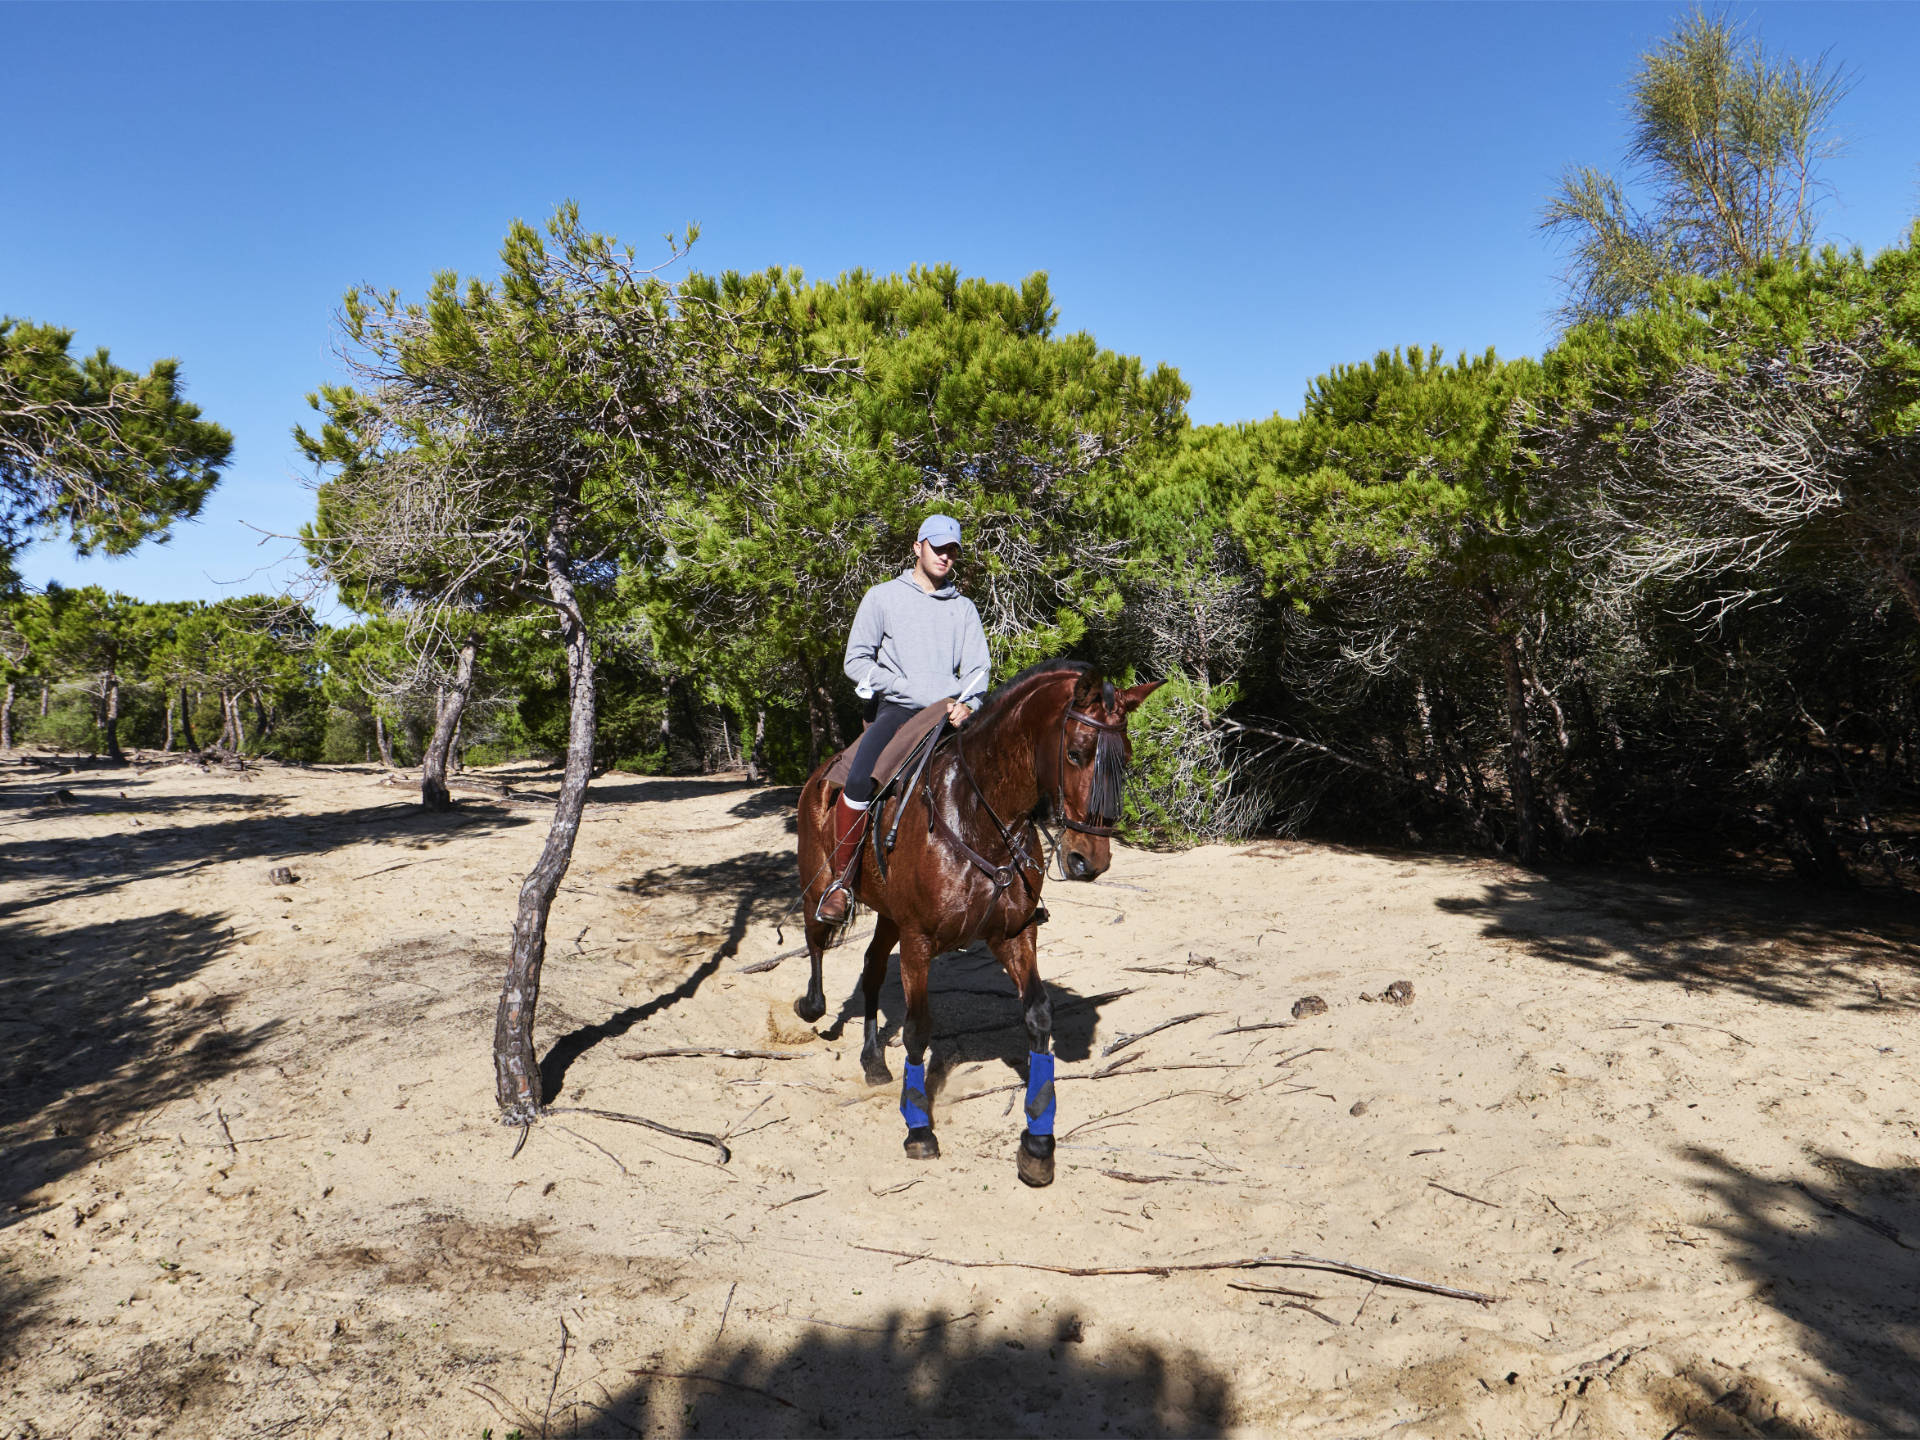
[860,916,899,1086]
[897,932,939,1160]
[794,910,829,1023]
[998,927,1055,1188]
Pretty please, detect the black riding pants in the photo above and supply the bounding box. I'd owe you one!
[843,701,920,805]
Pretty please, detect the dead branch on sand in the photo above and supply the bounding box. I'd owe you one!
[1100,1011,1222,1058]
[849,1244,1498,1305]
[544,1106,731,1164]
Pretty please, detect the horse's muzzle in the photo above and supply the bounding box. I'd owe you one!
[1063,849,1097,880]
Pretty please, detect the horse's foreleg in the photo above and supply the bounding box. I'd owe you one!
[860,916,899,1086]
[1001,928,1055,1188]
[794,911,829,1023]
[897,933,939,1160]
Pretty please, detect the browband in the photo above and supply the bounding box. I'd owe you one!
[1064,707,1126,733]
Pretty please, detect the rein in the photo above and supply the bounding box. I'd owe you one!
[940,724,1044,895]
[927,691,1129,904]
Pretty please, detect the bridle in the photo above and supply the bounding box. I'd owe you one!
[1053,706,1127,837]
[930,692,1129,906]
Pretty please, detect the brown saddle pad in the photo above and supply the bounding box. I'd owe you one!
[823,700,950,795]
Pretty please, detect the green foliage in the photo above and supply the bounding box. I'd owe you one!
[1120,673,1264,848]
[1230,346,1542,603]
[1543,9,1849,324]
[1541,224,1920,617]
[643,263,1190,762]
[0,318,231,586]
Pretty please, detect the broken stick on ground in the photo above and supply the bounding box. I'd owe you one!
[848,1244,1498,1305]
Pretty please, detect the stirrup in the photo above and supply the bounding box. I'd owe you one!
[815,879,855,925]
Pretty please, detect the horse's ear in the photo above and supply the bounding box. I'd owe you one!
[1116,680,1165,714]
[1070,671,1103,706]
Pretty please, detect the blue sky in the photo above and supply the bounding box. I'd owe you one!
[6,1,1918,606]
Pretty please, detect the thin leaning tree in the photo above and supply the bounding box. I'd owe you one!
[300,205,844,1126]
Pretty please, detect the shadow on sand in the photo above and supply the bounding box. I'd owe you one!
[539,852,794,1103]
[1644,1147,1920,1437]
[818,940,1117,1074]
[1433,869,1920,1011]
[0,906,274,1247]
[505,1305,1232,1437]
[0,769,531,919]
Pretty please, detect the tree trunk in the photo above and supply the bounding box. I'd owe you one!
[494,535,596,1123]
[2,680,13,750]
[374,711,395,768]
[39,680,49,718]
[104,672,124,762]
[178,685,197,751]
[422,634,478,811]
[1517,629,1574,848]
[1412,678,1442,794]
[1497,629,1539,863]
[163,689,175,752]
[1775,790,1854,888]
[820,681,844,751]
[746,707,765,783]
[803,684,821,767]
[1858,533,1920,630]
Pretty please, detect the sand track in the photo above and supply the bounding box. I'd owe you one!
[3,756,1918,1437]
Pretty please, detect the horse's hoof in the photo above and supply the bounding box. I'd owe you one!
[903,1127,941,1160]
[862,1055,893,1086]
[1017,1131,1055,1188]
[793,993,826,1023]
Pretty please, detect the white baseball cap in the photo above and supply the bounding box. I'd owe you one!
[916,514,962,547]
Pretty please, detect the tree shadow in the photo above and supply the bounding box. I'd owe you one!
[1433,869,1920,1011]
[0,1269,54,1366]
[588,776,761,806]
[615,850,795,926]
[543,1307,1232,1437]
[0,771,530,919]
[0,774,288,818]
[1662,1146,1920,1436]
[539,894,754,1106]
[728,786,802,821]
[540,852,794,1104]
[0,906,273,1227]
[818,940,1112,1071]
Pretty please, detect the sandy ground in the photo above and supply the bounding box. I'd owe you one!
[2,753,1918,1439]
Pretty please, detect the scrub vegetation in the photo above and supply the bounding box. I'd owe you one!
[4,11,1914,884]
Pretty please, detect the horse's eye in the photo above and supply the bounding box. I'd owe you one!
[1067,749,1086,766]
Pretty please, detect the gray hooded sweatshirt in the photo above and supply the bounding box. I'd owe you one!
[843,571,991,712]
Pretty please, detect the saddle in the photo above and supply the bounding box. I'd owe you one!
[823,699,952,883]
[823,699,951,796]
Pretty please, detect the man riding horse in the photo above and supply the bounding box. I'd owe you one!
[795,513,1160,1185]
[816,513,990,924]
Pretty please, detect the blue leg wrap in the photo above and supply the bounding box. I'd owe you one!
[900,1061,930,1130]
[1024,1051,1056,1135]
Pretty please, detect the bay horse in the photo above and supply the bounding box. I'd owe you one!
[794,660,1160,1187]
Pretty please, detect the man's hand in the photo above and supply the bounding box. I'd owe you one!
[947,700,973,727]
